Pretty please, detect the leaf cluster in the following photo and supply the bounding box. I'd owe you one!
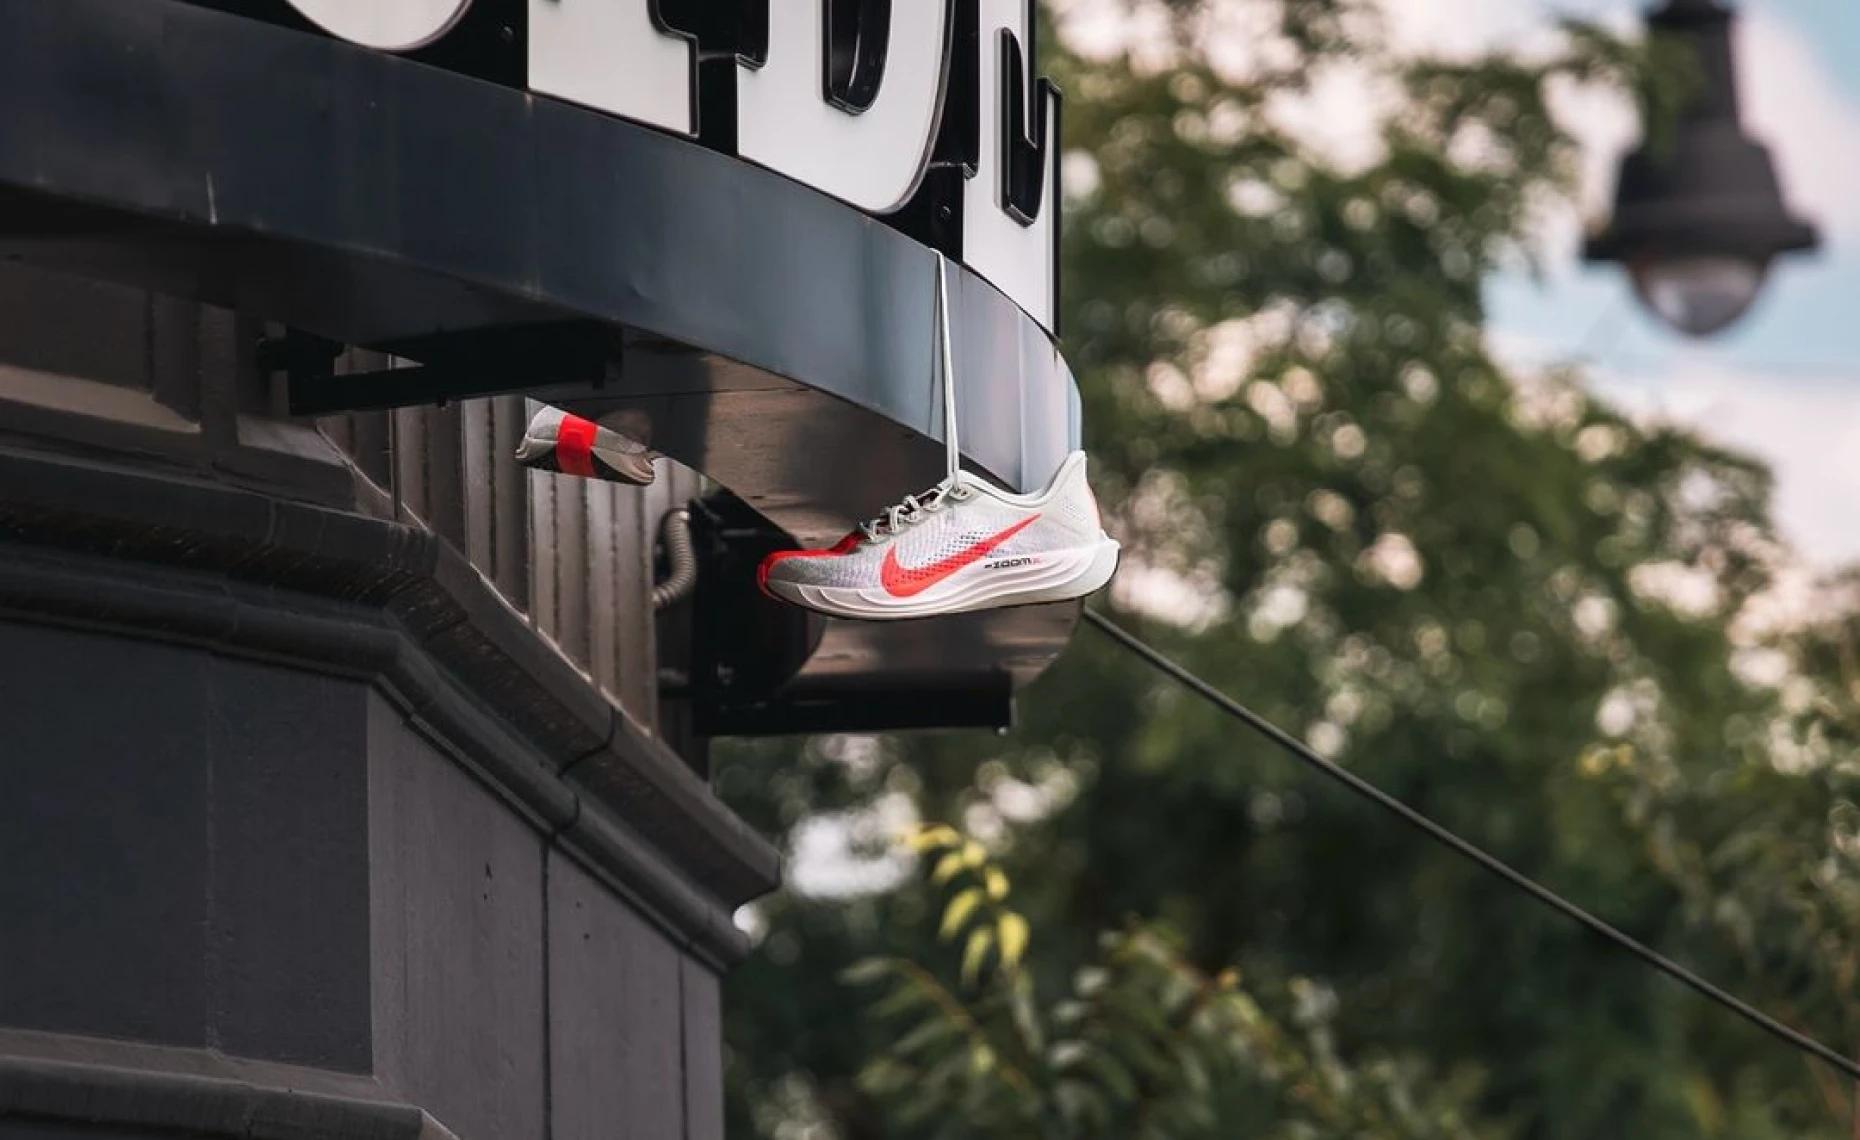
[848,828,1499,1139]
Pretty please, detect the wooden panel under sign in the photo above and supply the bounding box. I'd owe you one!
[529,463,557,641]
[586,478,620,699]
[551,470,591,669]
[614,479,654,720]
[492,396,530,606]
[462,398,495,573]
[389,407,424,521]
[318,394,699,750]
[422,401,467,548]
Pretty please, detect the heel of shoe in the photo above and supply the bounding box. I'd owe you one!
[1075,536,1120,597]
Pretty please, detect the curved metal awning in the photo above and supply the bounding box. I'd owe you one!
[0,0,1085,714]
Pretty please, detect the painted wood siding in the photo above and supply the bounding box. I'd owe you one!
[321,381,701,732]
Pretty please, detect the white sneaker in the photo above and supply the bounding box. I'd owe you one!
[758,451,1119,620]
[514,406,656,485]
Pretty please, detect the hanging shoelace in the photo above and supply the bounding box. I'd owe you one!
[857,252,973,543]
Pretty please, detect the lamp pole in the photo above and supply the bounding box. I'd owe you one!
[1584,0,1819,337]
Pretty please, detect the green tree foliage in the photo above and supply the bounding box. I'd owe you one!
[1592,592,1860,1132]
[716,2,1860,1136]
[847,825,1496,1139]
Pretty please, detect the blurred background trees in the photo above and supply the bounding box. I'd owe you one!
[715,1,1860,1135]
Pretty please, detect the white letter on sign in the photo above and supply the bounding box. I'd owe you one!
[529,0,698,136]
[281,0,473,50]
[736,1,952,214]
[964,0,1059,332]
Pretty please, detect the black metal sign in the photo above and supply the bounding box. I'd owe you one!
[182,0,1062,333]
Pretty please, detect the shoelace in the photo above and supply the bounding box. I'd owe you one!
[857,251,969,544]
[858,478,974,542]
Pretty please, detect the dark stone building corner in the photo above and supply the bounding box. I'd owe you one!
[0,265,779,1140]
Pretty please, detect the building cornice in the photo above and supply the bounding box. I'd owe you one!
[0,445,778,967]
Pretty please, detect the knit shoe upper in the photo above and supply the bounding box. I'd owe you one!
[758,451,1118,620]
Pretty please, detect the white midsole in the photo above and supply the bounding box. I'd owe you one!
[766,537,1121,621]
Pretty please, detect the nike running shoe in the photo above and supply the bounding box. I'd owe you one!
[514,406,656,485]
[758,451,1119,620]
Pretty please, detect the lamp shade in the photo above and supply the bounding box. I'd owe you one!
[1584,0,1818,336]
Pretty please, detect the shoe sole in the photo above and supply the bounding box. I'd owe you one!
[764,537,1121,621]
[515,426,656,485]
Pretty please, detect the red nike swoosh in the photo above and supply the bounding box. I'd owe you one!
[880,515,1041,598]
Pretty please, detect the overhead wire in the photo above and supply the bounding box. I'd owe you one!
[1082,607,1860,1083]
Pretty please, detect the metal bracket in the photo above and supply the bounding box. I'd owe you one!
[684,492,822,721]
[682,491,1016,736]
[270,322,622,416]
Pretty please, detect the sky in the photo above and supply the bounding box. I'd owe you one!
[1063,0,1860,568]
[1461,0,1860,569]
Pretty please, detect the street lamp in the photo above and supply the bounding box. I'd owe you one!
[1584,0,1819,338]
